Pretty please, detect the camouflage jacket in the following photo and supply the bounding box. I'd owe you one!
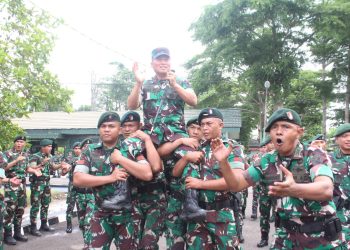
[197,138,245,203]
[244,143,336,221]
[141,76,192,131]
[75,139,147,207]
[0,148,29,179]
[329,148,350,201]
[29,151,55,179]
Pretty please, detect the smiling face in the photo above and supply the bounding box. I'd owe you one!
[269,121,304,156]
[336,132,350,154]
[151,55,170,78]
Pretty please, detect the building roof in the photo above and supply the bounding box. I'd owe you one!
[12,109,241,130]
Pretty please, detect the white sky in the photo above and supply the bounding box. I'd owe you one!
[27,0,219,108]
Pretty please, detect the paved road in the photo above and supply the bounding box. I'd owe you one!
[7,187,274,249]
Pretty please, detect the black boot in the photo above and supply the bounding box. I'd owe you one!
[101,180,131,210]
[66,221,72,233]
[251,206,257,220]
[4,229,16,245]
[257,232,269,248]
[40,220,55,232]
[29,223,42,236]
[13,225,28,242]
[180,189,206,222]
[238,229,245,243]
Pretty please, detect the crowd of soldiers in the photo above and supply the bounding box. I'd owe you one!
[0,47,349,250]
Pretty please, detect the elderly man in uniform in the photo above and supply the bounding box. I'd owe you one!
[1,135,29,245]
[329,123,350,248]
[74,111,153,249]
[182,108,245,250]
[215,108,346,249]
[0,152,21,250]
[28,139,67,236]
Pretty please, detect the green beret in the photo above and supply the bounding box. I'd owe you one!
[259,135,271,147]
[198,108,223,124]
[97,111,120,128]
[265,108,301,132]
[40,139,53,147]
[186,117,199,127]
[121,111,140,125]
[14,135,26,142]
[72,141,81,149]
[80,138,93,149]
[334,123,350,137]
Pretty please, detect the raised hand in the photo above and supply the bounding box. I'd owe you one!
[211,138,233,162]
[268,165,293,197]
[133,62,145,84]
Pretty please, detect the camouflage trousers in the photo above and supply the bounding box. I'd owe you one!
[84,208,137,250]
[133,188,167,250]
[165,195,186,250]
[143,123,187,146]
[0,197,5,250]
[66,182,77,224]
[252,185,259,214]
[241,189,248,216]
[4,182,26,230]
[259,192,276,235]
[271,225,347,250]
[76,192,95,244]
[30,181,51,224]
[336,208,350,248]
[186,209,240,250]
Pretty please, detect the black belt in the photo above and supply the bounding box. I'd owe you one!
[278,219,325,234]
[137,182,166,193]
[199,199,233,210]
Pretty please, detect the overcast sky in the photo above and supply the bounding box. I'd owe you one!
[27,0,218,108]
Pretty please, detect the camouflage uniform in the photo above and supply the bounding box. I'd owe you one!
[65,153,80,227]
[163,145,194,250]
[240,189,248,218]
[140,76,192,146]
[329,148,350,247]
[29,152,55,225]
[75,139,147,250]
[0,155,7,250]
[183,139,245,250]
[257,183,276,240]
[244,143,346,249]
[0,148,28,233]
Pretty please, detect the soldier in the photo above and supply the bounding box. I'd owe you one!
[158,117,204,249]
[256,135,277,248]
[119,111,163,249]
[128,47,197,147]
[27,139,67,236]
[62,141,81,233]
[329,124,350,247]
[251,147,265,220]
[309,134,327,151]
[1,136,29,245]
[217,108,346,249]
[182,108,245,249]
[73,111,153,249]
[0,153,21,250]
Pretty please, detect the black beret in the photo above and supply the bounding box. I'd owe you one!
[40,139,53,147]
[72,141,81,149]
[121,111,140,125]
[334,124,350,137]
[80,138,93,149]
[198,108,223,124]
[186,118,199,127]
[14,135,26,142]
[265,108,301,132]
[97,111,120,128]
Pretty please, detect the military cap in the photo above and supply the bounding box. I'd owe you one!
[121,111,140,126]
[72,141,81,149]
[97,111,120,128]
[40,139,53,147]
[80,138,93,149]
[311,134,325,141]
[198,108,223,124]
[265,108,301,132]
[14,135,26,142]
[334,123,350,137]
[186,117,199,127]
[152,47,170,60]
[259,135,271,147]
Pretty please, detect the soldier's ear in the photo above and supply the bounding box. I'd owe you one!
[297,126,304,138]
[139,122,143,129]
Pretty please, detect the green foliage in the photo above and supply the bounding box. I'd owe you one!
[0,0,73,149]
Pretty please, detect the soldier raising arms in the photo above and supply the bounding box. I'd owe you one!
[215,108,346,249]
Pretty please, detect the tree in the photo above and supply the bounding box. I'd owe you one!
[0,0,73,148]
